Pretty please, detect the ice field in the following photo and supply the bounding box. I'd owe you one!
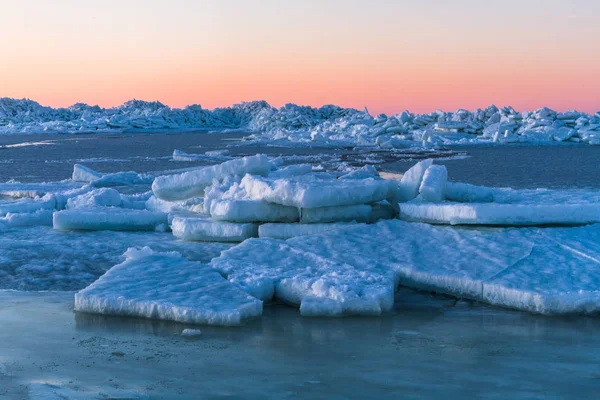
[1,98,600,147]
[1,131,600,398]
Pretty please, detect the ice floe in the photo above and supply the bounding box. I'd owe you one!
[53,208,168,231]
[75,247,263,326]
[171,216,259,242]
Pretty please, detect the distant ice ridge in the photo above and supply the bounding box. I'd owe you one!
[1,97,599,147]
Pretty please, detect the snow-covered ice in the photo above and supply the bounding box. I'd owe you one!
[394,159,433,202]
[75,247,262,326]
[171,216,259,242]
[53,208,168,231]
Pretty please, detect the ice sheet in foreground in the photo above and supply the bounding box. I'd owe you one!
[211,238,395,317]
[213,220,600,315]
[171,216,258,242]
[53,208,168,231]
[286,220,600,314]
[399,203,600,226]
[75,247,262,326]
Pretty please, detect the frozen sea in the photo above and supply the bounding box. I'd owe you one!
[1,132,600,399]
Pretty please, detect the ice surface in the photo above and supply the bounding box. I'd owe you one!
[53,208,168,231]
[171,216,258,242]
[285,220,600,314]
[399,203,600,226]
[241,174,395,208]
[419,165,447,203]
[75,247,263,326]
[152,154,271,201]
[210,199,299,223]
[0,181,83,199]
[258,222,358,239]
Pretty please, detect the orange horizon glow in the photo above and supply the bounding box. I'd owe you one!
[1,0,598,115]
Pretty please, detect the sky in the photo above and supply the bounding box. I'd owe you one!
[0,0,598,114]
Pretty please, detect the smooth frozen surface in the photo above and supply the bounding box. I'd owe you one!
[242,174,395,208]
[73,163,154,187]
[75,247,262,326]
[53,208,168,231]
[400,203,600,226]
[152,154,271,201]
[4,290,600,399]
[171,216,258,242]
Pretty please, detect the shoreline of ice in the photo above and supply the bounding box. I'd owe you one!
[1,97,598,148]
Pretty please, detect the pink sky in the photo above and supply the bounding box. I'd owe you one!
[1,1,598,114]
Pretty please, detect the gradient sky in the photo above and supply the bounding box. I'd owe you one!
[0,0,598,114]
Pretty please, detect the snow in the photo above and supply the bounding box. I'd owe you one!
[171,216,259,242]
[242,174,396,208]
[53,208,168,231]
[210,199,299,223]
[399,203,600,226]
[75,247,262,326]
[258,222,358,239]
[152,154,271,201]
[2,97,600,148]
[419,165,447,203]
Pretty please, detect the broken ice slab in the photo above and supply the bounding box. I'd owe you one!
[75,247,263,326]
[285,220,600,314]
[171,216,258,242]
[152,154,271,201]
[399,203,600,226]
[241,174,396,208]
[211,238,395,316]
[53,208,168,231]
